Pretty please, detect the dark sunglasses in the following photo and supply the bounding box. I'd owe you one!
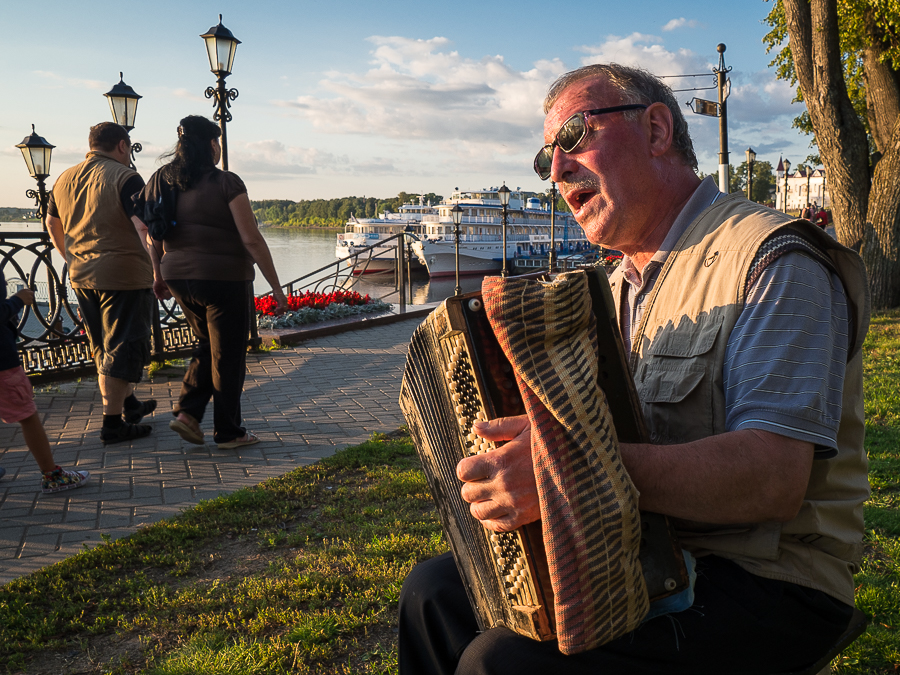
[533,104,648,180]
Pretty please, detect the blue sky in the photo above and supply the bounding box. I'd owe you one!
[1,0,807,208]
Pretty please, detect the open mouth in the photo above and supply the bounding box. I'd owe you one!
[567,188,596,213]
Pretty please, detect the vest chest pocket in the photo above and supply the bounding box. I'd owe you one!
[636,314,724,445]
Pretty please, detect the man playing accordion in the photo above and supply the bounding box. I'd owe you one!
[399,63,869,674]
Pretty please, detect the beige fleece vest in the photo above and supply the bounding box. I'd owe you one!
[608,193,870,605]
[52,152,151,290]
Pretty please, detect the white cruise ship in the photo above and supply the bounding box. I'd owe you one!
[412,188,589,277]
[335,200,437,274]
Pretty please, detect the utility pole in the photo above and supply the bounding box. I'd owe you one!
[715,44,731,193]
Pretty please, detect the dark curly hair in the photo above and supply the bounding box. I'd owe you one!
[160,115,222,191]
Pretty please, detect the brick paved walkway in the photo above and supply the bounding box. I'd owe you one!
[0,317,423,585]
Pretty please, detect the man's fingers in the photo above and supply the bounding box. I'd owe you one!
[472,414,530,441]
[457,453,491,484]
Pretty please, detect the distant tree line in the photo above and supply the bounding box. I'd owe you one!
[251,192,443,228]
[0,207,38,222]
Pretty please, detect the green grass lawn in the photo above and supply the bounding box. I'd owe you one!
[2,314,900,674]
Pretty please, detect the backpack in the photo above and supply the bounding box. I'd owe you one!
[135,172,178,242]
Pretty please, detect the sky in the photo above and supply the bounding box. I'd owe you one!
[0,0,809,209]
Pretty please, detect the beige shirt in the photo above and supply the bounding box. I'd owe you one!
[51,152,152,290]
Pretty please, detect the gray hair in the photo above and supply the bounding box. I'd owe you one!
[543,63,698,171]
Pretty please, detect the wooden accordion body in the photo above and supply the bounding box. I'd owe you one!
[399,267,688,642]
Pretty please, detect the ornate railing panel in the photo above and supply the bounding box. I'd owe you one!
[2,231,199,382]
[3,230,416,382]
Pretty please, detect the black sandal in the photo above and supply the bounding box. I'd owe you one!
[124,399,158,424]
[100,423,152,445]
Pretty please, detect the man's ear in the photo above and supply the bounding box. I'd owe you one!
[645,102,674,158]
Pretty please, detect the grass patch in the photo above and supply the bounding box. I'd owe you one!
[0,429,443,674]
[3,312,900,673]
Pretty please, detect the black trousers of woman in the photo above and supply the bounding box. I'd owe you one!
[398,552,854,675]
[166,279,250,444]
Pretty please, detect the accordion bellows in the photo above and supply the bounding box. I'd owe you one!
[482,272,648,653]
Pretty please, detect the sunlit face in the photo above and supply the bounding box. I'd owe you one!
[211,138,222,166]
[543,77,654,252]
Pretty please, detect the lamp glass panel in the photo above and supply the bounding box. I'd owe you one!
[218,37,237,74]
[126,97,139,128]
[28,147,51,177]
[205,37,220,72]
[107,96,127,126]
[19,147,37,176]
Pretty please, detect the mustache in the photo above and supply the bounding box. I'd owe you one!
[560,176,600,194]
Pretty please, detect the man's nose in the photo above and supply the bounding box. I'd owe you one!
[550,146,579,183]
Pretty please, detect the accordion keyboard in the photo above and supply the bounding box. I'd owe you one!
[444,332,539,610]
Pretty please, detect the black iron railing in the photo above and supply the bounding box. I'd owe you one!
[3,229,418,382]
[2,231,199,382]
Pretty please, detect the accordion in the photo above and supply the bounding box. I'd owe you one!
[399,267,688,648]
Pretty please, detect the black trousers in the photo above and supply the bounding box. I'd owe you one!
[398,552,854,675]
[166,279,250,444]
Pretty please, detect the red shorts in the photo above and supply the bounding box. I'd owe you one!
[0,366,37,424]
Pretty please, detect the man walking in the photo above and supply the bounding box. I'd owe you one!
[46,122,157,445]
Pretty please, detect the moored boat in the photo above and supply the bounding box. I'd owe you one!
[412,188,589,278]
[335,199,437,274]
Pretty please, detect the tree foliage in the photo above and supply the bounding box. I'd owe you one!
[251,193,443,228]
[764,0,900,308]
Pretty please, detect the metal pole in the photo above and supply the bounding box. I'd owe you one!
[747,160,753,202]
[784,173,789,213]
[716,44,730,193]
[501,203,508,277]
[454,224,461,296]
[218,76,229,171]
[549,183,557,273]
[206,74,238,171]
[397,233,406,312]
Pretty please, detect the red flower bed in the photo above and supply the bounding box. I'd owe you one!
[255,290,373,317]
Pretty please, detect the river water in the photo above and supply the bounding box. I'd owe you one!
[1,222,482,306]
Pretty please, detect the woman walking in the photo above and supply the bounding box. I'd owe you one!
[135,115,287,448]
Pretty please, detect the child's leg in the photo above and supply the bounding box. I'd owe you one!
[19,412,55,473]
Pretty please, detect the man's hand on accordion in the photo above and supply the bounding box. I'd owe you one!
[456,414,541,532]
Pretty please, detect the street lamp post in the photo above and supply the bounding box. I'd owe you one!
[715,44,731,193]
[16,125,55,224]
[451,204,463,296]
[782,159,791,213]
[745,147,756,202]
[549,182,557,273]
[104,73,143,162]
[201,14,241,171]
[498,183,510,277]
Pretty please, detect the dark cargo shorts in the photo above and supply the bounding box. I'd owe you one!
[75,288,153,383]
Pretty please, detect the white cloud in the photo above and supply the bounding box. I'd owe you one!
[577,32,712,76]
[662,18,702,32]
[272,36,566,151]
[227,139,403,180]
[262,32,809,183]
[171,88,205,102]
[34,71,107,91]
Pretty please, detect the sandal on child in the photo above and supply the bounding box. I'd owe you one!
[169,414,205,445]
[217,431,260,449]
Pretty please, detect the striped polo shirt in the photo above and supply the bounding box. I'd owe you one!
[620,177,848,454]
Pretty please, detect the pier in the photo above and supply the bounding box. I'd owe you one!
[0,312,430,584]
